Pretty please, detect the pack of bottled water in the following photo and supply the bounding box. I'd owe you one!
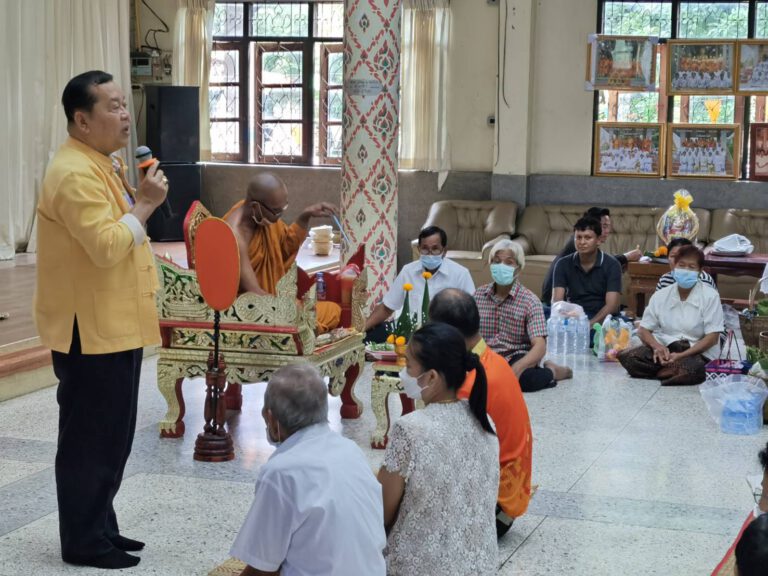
[547,314,591,362]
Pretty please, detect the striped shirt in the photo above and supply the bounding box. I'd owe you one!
[655,270,716,292]
[475,281,548,361]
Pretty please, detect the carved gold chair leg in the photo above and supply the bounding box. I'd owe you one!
[370,374,402,449]
[157,360,186,438]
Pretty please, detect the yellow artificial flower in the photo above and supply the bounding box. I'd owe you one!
[395,336,406,346]
[403,283,414,292]
[673,190,693,211]
[422,271,432,280]
[386,334,395,344]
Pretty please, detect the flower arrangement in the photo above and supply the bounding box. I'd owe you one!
[643,245,668,259]
[421,272,432,324]
[386,283,418,366]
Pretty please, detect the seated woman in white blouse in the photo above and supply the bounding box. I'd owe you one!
[619,245,724,386]
[378,322,499,576]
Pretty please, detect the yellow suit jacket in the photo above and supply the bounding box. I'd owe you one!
[34,137,161,354]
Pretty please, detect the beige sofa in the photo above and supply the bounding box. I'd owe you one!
[511,204,712,301]
[410,200,519,286]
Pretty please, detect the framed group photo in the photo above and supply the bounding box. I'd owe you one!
[750,123,768,181]
[737,40,768,94]
[593,123,664,177]
[586,35,657,91]
[667,124,740,179]
[667,40,736,95]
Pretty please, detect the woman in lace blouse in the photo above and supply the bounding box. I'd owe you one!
[378,323,499,575]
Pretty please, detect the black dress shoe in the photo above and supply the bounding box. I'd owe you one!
[109,535,145,552]
[62,549,141,569]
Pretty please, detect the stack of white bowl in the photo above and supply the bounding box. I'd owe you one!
[310,225,333,255]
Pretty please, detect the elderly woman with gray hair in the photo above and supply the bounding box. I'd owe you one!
[230,364,386,576]
[474,239,572,392]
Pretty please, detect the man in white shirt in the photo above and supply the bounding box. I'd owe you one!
[230,364,386,576]
[364,226,475,340]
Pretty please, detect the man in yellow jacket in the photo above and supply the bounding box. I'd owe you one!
[34,70,168,570]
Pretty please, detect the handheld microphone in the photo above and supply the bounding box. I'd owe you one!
[135,146,172,218]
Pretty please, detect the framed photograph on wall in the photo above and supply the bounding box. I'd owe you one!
[586,35,658,91]
[736,40,768,94]
[667,40,736,95]
[749,123,768,180]
[666,124,740,179]
[593,122,664,177]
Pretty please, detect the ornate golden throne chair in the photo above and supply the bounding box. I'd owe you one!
[154,201,367,438]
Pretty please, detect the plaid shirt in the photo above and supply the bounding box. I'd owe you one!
[474,282,548,361]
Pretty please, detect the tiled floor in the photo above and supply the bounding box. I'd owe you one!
[0,355,765,575]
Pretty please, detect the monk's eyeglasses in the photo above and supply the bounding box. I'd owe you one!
[259,202,288,217]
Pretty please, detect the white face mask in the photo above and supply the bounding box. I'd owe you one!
[400,368,429,400]
[755,503,768,519]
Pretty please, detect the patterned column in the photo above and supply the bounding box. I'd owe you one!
[340,0,401,312]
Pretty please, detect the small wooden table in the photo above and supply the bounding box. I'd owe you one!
[703,253,768,280]
[628,253,768,315]
[627,261,668,316]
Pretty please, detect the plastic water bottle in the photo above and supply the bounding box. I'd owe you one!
[576,315,589,354]
[316,272,326,301]
[547,316,559,356]
[565,318,578,355]
[556,317,566,356]
[594,323,606,360]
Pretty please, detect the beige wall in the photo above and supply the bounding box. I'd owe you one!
[448,1,498,171]
[529,0,597,174]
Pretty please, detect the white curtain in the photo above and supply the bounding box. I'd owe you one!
[0,0,135,259]
[399,0,451,173]
[172,0,215,161]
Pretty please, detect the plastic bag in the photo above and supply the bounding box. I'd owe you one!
[712,233,754,255]
[699,375,768,434]
[596,314,632,361]
[551,301,585,319]
[656,189,700,245]
[722,304,742,341]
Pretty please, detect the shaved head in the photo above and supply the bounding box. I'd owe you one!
[428,288,480,339]
[246,172,288,206]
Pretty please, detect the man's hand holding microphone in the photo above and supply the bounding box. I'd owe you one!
[130,146,170,225]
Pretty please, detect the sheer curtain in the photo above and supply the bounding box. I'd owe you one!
[399,0,451,173]
[1,0,135,259]
[172,0,215,161]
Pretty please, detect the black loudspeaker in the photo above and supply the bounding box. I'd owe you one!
[146,163,201,242]
[145,86,200,162]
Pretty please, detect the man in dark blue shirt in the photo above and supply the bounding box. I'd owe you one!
[541,207,641,304]
[552,217,622,325]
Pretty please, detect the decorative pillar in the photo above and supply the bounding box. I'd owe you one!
[340,0,401,312]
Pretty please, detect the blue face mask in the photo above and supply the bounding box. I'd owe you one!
[420,254,443,270]
[672,268,698,289]
[490,263,516,286]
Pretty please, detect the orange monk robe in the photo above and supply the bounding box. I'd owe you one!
[459,339,532,518]
[224,200,341,333]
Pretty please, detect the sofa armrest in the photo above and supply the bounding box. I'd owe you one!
[480,234,513,263]
[411,238,420,262]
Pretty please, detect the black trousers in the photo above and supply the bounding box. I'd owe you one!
[509,352,557,393]
[52,321,143,558]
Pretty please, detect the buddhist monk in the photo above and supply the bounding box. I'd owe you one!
[224,173,341,333]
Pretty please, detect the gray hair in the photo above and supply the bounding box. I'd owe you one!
[488,238,525,269]
[263,364,328,434]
